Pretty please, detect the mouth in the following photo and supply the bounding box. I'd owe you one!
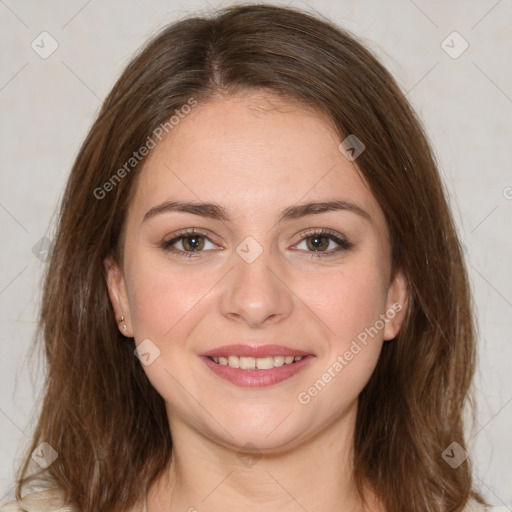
[207,354,306,370]
[200,344,314,387]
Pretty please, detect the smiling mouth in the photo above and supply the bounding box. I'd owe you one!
[207,355,305,370]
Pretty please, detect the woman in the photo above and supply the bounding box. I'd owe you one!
[1,4,501,511]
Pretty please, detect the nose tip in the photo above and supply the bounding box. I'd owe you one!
[219,244,294,328]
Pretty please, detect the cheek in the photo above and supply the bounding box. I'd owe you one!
[297,259,389,404]
[124,253,217,406]
[126,253,213,341]
[313,259,389,345]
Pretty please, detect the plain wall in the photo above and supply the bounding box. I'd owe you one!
[1,0,511,506]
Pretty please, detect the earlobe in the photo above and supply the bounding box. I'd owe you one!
[383,268,409,341]
[104,255,134,337]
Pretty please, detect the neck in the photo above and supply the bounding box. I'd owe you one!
[147,400,382,512]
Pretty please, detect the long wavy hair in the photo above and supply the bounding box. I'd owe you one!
[14,4,485,511]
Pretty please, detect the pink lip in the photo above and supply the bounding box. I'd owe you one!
[201,344,312,358]
[200,354,314,388]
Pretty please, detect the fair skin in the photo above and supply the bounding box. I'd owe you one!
[106,91,408,512]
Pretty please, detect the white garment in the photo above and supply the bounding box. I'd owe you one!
[0,487,146,512]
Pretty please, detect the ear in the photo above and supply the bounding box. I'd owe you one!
[104,255,134,337]
[383,268,409,341]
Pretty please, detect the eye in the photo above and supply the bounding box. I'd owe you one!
[161,228,353,260]
[161,229,220,259]
[293,228,353,258]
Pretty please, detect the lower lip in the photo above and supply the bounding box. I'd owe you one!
[200,355,314,387]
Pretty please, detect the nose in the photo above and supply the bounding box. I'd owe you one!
[219,240,294,328]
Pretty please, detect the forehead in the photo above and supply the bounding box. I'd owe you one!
[127,91,386,229]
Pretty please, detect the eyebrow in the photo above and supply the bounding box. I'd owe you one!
[142,199,371,224]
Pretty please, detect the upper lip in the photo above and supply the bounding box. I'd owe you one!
[202,344,312,358]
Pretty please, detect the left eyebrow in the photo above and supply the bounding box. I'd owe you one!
[142,199,371,224]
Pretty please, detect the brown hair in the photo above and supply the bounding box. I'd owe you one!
[14,4,485,511]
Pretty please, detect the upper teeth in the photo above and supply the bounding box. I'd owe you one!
[212,355,304,370]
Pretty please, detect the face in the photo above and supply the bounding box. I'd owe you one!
[106,91,407,452]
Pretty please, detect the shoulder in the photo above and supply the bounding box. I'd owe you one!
[0,487,78,512]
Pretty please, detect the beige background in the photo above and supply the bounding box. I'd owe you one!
[1,0,511,506]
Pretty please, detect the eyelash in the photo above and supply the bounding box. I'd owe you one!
[161,228,353,259]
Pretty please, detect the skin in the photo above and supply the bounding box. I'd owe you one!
[106,91,408,512]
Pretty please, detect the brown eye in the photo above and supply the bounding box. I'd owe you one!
[162,229,219,258]
[294,229,353,257]
[305,235,330,252]
[180,234,205,251]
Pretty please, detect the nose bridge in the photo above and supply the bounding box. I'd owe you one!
[219,234,293,326]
